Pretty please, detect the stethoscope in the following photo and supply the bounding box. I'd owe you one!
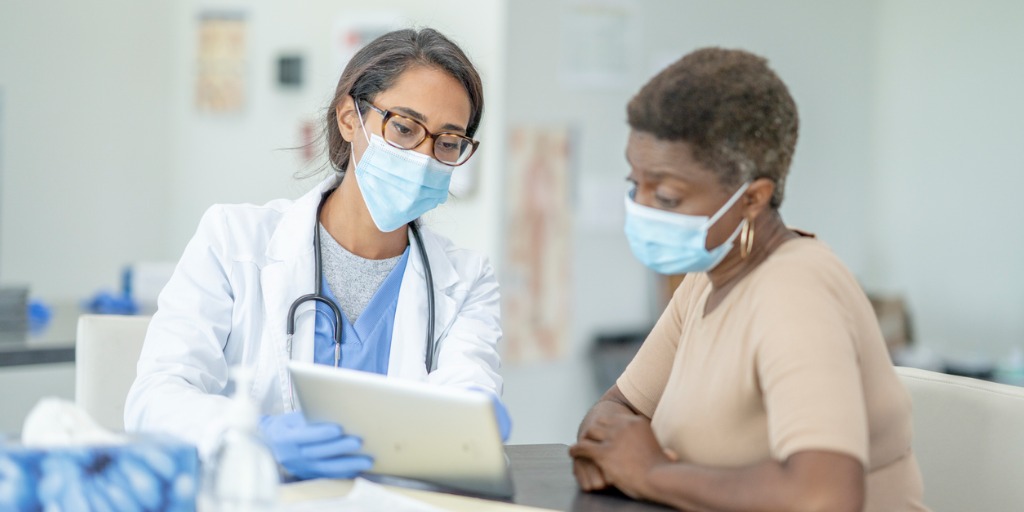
[285,191,437,372]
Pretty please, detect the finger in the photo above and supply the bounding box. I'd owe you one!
[568,439,600,460]
[572,459,594,491]
[573,458,599,491]
[587,464,608,490]
[575,459,606,491]
[663,448,679,462]
[300,435,363,459]
[274,422,344,445]
[581,425,610,442]
[568,442,584,459]
[310,455,375,479]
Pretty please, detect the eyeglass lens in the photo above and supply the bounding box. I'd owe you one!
[382,115,474,165]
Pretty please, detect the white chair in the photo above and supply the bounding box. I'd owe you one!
[75,314,151,431]
[896,366,1024,512]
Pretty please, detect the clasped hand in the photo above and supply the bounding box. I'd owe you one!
[569,412,676,499]
[259,412,373,480]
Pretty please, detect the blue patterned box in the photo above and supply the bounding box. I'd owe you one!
[0,437,198,512]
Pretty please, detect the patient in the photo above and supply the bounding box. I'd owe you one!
[570,47,929,511]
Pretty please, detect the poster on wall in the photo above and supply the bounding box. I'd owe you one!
[503,126,573,363]
[560,0,641,90]
[332,12,402,75]
[195,11,247,113]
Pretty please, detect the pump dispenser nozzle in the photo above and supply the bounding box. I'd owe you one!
[226,367,259,432]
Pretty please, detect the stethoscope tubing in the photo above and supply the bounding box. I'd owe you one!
[285,191,437,372]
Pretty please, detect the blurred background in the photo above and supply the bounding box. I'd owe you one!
[0,0,1022,443]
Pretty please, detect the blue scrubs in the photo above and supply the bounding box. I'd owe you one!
[312,248,410,374]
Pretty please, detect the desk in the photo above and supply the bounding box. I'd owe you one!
[282,444,671,511]
[0,302,79,367]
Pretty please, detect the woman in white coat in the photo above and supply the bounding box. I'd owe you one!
[124,28,508,480]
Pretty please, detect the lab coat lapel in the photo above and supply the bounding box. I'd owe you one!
[389,226,459,380]
[255,176,337,408]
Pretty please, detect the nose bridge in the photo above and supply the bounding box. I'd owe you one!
[412,134,435,158]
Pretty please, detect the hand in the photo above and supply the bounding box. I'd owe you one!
[569,414,673,499]
[259,412,373,480]
[572,456,608,492]
[569,402,634,492]
[490,394,512,442]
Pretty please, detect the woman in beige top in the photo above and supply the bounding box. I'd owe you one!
[569,48,928,512]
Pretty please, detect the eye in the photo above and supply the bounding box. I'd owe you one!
[654,191,682,209]
[392,121,413,135]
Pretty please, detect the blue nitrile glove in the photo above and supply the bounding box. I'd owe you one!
[258,412,373,480]
[469,388,512,442]
[27,299,52,334]
[83,290,138,315]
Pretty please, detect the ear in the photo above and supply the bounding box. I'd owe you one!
[336,96,359,143]
[742,178,775,219]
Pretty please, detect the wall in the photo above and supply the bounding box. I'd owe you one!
[501,0,878,444]
[872,0,1024,360]
[0,0,175,298]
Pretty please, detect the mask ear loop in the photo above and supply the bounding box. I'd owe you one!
[706,182,751,228]
[704,182,751,253]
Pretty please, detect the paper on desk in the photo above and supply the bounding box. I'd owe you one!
[283,478,446,512]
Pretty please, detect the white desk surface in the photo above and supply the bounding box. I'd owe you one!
[281,479,555,511]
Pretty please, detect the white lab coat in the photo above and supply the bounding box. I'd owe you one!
[124,176,503,450]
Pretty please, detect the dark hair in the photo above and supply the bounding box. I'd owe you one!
[627,47,798,208]
[325,28,484,173]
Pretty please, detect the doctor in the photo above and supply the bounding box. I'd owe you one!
[125,28,509,480]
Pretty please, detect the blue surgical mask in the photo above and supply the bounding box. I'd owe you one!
[353,107,454,232]
[624,182,749,274]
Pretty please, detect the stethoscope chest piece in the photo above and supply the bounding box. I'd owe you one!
[285,191,437,372]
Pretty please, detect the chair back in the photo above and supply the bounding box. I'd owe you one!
[896,366,1024,511]
[75,314,151,431]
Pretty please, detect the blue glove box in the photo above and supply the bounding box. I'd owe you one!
[0,437,198,511]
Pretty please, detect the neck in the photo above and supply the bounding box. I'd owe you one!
[320,173,409,260]
[706,209,794,290]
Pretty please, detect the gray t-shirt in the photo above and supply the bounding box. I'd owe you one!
[318,224,404,323]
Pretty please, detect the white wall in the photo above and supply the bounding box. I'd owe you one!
[872,0,1024,360]
[502,0,878,444]
[0,0,175,299]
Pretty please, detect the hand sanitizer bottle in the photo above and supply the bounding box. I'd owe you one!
[199,367,279,512]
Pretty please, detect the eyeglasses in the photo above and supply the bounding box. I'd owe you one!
[359,99,480,166]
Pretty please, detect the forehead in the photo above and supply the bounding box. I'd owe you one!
[626,130,718,185]
[373,66,472,129]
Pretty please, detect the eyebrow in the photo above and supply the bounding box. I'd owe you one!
[625,151,672,181]
[391,106,467,133]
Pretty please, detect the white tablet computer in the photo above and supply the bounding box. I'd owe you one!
[287,362,514,498]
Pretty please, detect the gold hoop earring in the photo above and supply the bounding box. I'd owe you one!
[740,218,755,259]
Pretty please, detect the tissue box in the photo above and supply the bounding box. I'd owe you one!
[0,437,198,512]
